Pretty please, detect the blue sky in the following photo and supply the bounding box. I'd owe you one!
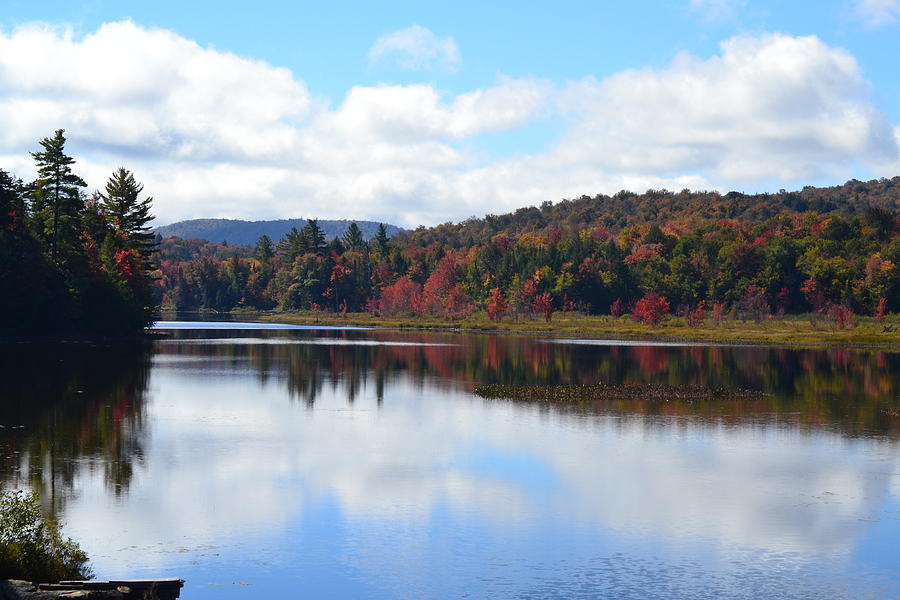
[0,0,898,226]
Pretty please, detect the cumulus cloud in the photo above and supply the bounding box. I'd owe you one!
[0,22,896,228]
[855,0,900,27]
[368,25,461,72]
[0,21,312,162]
[553,34,898,183]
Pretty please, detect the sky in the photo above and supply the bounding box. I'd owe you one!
[0,0,899,227]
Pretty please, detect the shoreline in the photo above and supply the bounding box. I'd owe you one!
[157,309,900,350]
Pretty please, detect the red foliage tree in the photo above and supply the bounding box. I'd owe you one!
[532,293,553,323]
[443,284,476,318]
[632,293,670,325]
[421,251,475,318]
[828,304,857,329]
[486,287,508,322]
[610,298,624,319]
[377,277,423,315]
[875,297,887,322]
[687,301,706,328]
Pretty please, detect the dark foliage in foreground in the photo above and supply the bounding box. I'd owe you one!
[0,130,157,337]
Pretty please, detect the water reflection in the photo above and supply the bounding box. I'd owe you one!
[159,329,900,437]
[0,330,898,599]
[0,342,151,514]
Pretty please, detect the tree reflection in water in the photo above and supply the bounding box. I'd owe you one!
[0,342,151,515]
[1,330,898,521]
[160,329,900,437]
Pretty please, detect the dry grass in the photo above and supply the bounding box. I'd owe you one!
[254,310,900,348]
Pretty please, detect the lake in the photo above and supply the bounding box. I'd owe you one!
[1,323,899,599]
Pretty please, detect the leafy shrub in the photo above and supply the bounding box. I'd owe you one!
[687,302,707,328]
[632,293,670,325]
[0,490,93,583]
[875,297,887,322]
[610,298,624,319]
[828,304,857,329]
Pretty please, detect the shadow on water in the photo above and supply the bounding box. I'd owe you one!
[0,342,152,515]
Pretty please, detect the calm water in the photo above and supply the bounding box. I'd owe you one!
[1,324,899,599]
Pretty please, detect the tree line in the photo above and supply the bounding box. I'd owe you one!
[155,179,899,325]
[0,130,157,336]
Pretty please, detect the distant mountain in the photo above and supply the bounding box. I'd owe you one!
[154,218,404,247]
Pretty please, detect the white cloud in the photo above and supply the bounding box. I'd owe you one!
[368,25,461,72]
[0,22,896,228]
[855,0,900,27]
[552,34,897,183]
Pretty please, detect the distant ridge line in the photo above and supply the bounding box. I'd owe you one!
[154,218,404,247]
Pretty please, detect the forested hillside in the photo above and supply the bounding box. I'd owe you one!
[155,178,900,323]
[154,218,403,247]
[400,179,900,247]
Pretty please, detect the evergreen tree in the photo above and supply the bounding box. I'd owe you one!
[373,223,390,257]
[278,227,307,262]
[342,222,365,251]
[328,237,344,255]
[99,168,156,258]
[0,169,25,231]
[254,235,275,262]
[30,130,87,264]
[302,218,326,255]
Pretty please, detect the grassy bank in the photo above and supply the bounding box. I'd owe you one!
[251,310,900,348]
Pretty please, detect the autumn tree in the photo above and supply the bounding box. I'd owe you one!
[486,288,508,322]
[632,293,670,325]
[532,292,553,323]
[610,298,624,318]
[374,277,422,315]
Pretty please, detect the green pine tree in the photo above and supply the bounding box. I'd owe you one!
[373,223,390,257]
[99,168,156,259]
[254,235,275,262]
[303,218,326,255]
[30,129,87,264]
[278,227,308,262]
[342,222,365,251]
